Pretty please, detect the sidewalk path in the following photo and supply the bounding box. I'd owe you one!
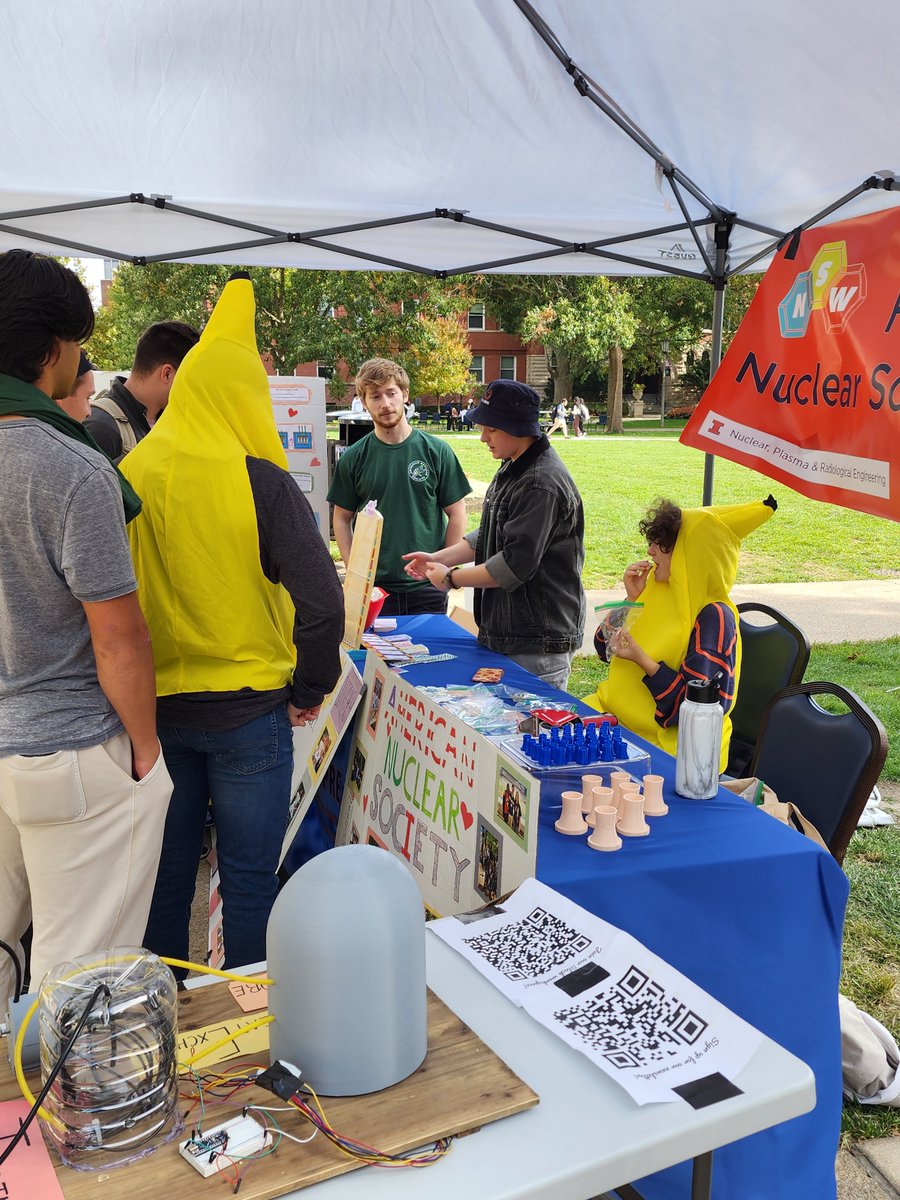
[581,578,900,653]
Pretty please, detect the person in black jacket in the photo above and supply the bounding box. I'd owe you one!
[402,380,585,691]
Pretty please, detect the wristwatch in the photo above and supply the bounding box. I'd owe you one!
[445,567,459,590]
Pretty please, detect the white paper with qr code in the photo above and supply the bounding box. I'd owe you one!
[430,878,763,1105]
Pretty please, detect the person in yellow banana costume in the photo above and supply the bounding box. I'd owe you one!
[122,273,344,973]
[584,496,776,772]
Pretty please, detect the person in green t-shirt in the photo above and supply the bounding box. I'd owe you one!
[327,358,471,615]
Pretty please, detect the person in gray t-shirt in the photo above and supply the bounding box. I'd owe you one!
[0,251,171,1002]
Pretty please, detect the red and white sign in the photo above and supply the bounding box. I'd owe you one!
[681,207,900,523]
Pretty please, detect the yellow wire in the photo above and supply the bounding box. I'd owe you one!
[182,1013,274,1068]
[13,997,61,1126]
[160,958,274,986]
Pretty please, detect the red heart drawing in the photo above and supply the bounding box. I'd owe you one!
[460,802,474,831]
[288,407,298,417]
[310,457,321,467]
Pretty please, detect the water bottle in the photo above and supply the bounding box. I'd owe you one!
[675,677,723,799]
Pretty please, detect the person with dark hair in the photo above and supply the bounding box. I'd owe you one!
[0,250,171,1002]
[403,380,585,690]
[57,349,96,423]
[86,319,199,461]
[585,495,778,770]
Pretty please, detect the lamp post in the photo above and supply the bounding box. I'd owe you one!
[660,338,670,427]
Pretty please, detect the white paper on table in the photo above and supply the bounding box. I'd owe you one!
[430,876,622,1007]
[430,878,764,1106]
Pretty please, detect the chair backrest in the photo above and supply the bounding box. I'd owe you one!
[726,603,810,776]
[750,681,888,863]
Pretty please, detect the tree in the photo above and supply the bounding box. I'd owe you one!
[88,263,474,385]
[481,276,637,427]
[619,274,762,389]
[411,314,474,401]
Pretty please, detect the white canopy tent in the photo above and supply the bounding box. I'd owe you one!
[2,0,896,279]
[2,0,898,501]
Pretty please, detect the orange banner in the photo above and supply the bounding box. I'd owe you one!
[681,207,900,522]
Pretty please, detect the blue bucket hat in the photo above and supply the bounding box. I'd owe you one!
[468,379,541,438]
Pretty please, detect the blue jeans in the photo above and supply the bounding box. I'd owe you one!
[144,706,293,973]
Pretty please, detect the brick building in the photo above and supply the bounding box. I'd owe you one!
[292,301,547,408]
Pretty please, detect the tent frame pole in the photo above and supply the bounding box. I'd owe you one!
[702,218,734,505]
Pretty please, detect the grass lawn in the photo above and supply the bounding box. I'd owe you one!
[841,824,900,1141]
[440,432,899,588]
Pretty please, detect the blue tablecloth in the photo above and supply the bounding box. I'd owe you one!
[309,614,848,1200]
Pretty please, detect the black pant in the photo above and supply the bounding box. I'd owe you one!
[379,584,449,616]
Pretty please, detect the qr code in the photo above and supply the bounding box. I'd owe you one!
[464,906,591,981]
[554,963,708,1069]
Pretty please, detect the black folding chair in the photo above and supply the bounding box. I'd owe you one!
[726,603,810,777]
[749,681,888,863]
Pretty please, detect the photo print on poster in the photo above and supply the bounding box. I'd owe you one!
[495,762,531,852]
[366,671,385,737]
[349,745,367,802]
[475,816,503,903]
[309,720,335,777]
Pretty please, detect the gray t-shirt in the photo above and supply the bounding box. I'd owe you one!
[0,420,138,755]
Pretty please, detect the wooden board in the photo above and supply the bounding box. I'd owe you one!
[0,982,538,1200]
[341,507,383,650]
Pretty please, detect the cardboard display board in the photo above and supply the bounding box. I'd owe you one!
[335,653,539,916]
[280,651,365,864]
[341,506,383,650]
[269,376,329,542]
[208,653,364,966]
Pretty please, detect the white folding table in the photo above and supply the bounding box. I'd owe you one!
[284,933,816,1200]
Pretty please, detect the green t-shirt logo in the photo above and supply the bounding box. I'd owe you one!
[408,460,430,483]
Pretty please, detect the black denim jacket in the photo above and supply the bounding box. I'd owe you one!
[465,436,586,655]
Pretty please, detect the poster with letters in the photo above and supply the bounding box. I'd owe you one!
[336,653,539,916]
[269,375,329,542]
[681,207,900,522]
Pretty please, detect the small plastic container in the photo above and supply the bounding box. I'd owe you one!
[365,586,388,629]
[38,948,182,1170]
[499,734,651,827]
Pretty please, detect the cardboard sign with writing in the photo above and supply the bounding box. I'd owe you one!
[336,653,539,916]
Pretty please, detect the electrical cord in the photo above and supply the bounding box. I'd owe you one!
[0,982,109,1169]
[0,938,23,1003]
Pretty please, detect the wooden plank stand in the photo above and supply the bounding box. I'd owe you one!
[0,981,538,1200]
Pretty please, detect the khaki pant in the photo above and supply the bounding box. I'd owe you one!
[0,732,171,1000]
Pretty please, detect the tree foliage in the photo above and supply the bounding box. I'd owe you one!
[480,275,637,413]
[411,314,474,399]
[88,263,475,390]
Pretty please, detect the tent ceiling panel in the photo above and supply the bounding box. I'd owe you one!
[1,0,897,274]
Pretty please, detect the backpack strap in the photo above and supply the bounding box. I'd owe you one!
[91,391,139,456]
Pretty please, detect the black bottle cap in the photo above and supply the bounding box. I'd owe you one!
[686,678,720,704]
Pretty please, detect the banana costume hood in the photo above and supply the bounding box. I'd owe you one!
[586,499,775,770]
[122,276,295,696]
